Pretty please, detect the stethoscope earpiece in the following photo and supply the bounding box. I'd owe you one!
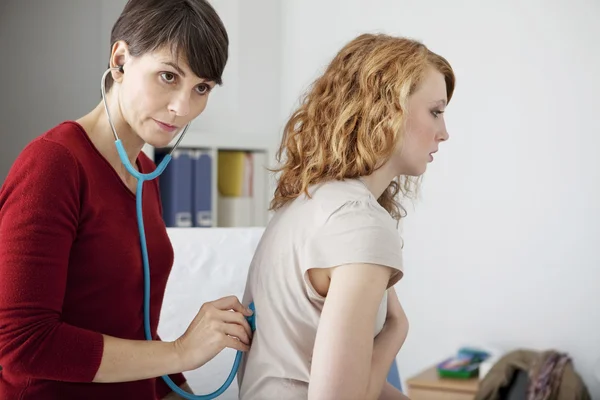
[118,65,124,74]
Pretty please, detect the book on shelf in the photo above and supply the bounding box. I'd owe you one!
[217,150,268,227]
[154,149,195,228]
[154,147,269,228]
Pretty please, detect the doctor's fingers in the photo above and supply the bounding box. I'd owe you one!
[220,320,252,347]
[222,332,251,352]
[215,308,253,339]
[209,295,253,316]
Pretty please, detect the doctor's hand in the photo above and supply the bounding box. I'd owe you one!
[172,295,254,372]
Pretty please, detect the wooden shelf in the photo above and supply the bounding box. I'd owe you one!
[406,366,480,400]
[142,131,275,228]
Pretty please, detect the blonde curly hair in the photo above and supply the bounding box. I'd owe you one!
[271,33,455,220]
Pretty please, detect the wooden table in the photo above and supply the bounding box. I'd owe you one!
[406,365,480,400]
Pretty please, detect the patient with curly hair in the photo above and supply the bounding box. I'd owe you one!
[237,33,456,400]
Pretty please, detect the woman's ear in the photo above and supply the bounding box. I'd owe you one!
[109,40,129,84]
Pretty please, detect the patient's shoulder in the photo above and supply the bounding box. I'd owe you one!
[310,178,370,200]
[306,179,394,227]
[302,179,404,287]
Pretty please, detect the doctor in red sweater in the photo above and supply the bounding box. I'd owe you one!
[0,1,253,399]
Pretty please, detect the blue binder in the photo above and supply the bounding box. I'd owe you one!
[192,150,213,227]
[155,149,193,227]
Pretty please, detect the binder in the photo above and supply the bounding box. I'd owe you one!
[216,150,269,227]
[156,149,194,227]
[192,150,213,227]
[217,196,253,227]
[217,151,253,197]
[217,150,252,227]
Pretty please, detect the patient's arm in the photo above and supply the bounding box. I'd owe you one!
[307,262,396,400]
[375,287,409,371]
[375,289,410,400]
[368,310,408,400]
[379,382,411,400]
[373,287,409,400]
[385,288,409,347]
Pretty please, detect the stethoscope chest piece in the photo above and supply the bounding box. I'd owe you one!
[247,302,256,332]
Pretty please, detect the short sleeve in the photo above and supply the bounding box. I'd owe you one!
[303,199,404,290]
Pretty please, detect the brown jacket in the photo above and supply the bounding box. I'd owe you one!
[475,349,591,400]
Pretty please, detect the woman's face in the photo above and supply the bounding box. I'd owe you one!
[392,67,450,177]
[111,43,216,148]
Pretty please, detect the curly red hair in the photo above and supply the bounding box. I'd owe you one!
[271,33,455,219]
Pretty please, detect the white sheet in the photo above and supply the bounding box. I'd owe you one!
[158,227,265,399]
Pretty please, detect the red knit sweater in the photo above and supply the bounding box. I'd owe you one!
[0,121,186,399]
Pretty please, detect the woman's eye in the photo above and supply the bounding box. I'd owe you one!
[161,72,176,83]
[196,84,211,95]
[431,109,444,118]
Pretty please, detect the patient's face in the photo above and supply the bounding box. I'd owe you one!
[393,67,449,176]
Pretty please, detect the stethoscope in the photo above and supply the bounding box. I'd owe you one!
[100,66,256,399]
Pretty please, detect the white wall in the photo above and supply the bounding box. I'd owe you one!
[281,0,600,395]
[181,0,283,146]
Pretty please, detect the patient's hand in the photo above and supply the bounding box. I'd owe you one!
[162,382,194,400]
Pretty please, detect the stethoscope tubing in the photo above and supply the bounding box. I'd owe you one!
[100,67,249,399]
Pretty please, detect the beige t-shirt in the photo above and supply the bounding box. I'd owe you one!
[237,179,404,400]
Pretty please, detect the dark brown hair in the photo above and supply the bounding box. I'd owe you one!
[106,0,228,91]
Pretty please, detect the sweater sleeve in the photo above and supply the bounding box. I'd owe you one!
[0,138,104,382]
